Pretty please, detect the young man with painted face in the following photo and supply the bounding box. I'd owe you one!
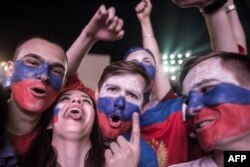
[170,52,250,167]
[96,61,158,167]
[135,0,247,166]
[2,4,124,157]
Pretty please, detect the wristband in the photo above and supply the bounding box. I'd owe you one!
[200,0,228,14]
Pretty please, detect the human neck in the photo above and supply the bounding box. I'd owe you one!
[52,136,91,167]
[213,135,250,167]
[6,97,42,136]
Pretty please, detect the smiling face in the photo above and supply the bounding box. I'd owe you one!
[52,90,95,140]
[97,74,144,140]
[8,38,67,113]
[126,50,156,80]
[183,57,250,151]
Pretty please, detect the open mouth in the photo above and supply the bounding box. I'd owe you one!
[30,87,47,97]
[64,108,83,121]
[196,119,214,131]
[109,115,122,128]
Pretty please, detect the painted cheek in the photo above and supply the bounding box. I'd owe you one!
[97,111,132,139]
[53,106,62,123]
[141,63,156,80]
[196,104,250,151]
[48,73,64,91]
[11,80,59,112]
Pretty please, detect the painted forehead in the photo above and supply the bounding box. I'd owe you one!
[101,74,145,94]
[183,57,239,95]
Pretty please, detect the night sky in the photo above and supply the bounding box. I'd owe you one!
[0,0,249,62]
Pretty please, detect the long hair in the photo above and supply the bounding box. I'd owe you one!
[20,89,104,167]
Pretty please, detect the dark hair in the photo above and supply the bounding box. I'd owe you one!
[12,34,67,62]
[20,89,104,167]
[123,47,156,64]
[179,52,250,92]
[98,61,152,106]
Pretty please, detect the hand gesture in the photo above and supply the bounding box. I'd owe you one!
[84,5,124,42]
[105,112,140,167]
[135,0,152,21]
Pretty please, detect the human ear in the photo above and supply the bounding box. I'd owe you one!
[6,61,14,78]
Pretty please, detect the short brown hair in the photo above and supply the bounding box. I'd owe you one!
[98,61,152,105]
[179,52,250,92]
[12,34,67,62]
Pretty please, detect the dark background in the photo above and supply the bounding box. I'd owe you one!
[0,0,249,62]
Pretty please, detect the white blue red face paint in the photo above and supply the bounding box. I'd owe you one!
[97,95,140,139]
[12,58,64,91]
[185,83,250,151]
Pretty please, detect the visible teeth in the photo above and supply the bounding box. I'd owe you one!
[198,120,212,128]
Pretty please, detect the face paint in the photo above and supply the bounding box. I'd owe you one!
[125,50,156,80]
[140,63,156,80]
[11,80,59,113]
[53,107,61,123]
[97,96,140,139]
[52,90,96,139]
[12,59,64,90]
[185,83,250,151]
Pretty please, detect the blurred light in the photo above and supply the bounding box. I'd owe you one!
[177,53,182,59]
[185,52,191,57]
[163,66,169,72]
[1,61,6,67]
[163,60,168,65]
[170,67,176,73]
[178,60,183,64]
[169,54,175,59]
[4,66,8,71]
[171,75,176,80]
[170,60,175,64]
[162,54,168,60]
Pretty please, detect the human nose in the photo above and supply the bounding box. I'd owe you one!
[36,64,49,81]
[71,96,82,104]
[185,91,204,118]
[114,96,126,111]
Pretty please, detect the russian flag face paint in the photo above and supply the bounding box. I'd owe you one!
[185,83,250,151]
[97,74,144,140]
[9,38,67,113]
[182,58,250,151]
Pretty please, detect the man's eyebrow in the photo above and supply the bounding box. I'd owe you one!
[50,62,66,71]
[104,83,119,88]
[191,78,218,90]
[23,53,44,61]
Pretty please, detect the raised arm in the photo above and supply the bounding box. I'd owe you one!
[225,0,247,54]
[173,0,239,53]
[136,0,171,101]
[66,5,124,77]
